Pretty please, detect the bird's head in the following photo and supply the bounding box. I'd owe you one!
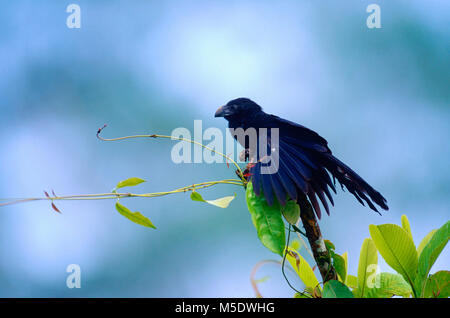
[215,98,262,120]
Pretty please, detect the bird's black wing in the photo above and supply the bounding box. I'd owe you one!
[248,114,388,218]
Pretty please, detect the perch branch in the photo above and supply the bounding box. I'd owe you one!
[297,193,337,283]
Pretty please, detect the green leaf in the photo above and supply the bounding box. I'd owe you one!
[423,270,450,298]
[285,247,321,290]
[332,252,347,283]
[281,200,300,225]
[369,224,418,291]
[115,202,156,229]
[342,251,348,267]
[294,292,313,298]
[115,177,146,189]
[417,229,437,257]
[415,221,450,296]
[245,182,285,256]
[190,191,235,208]
[324,240,336,252]
[342,252,349,284]
[401,214,414,244]
[322,280,354,298]
[346,275,358,289]
[290,239,302,251]
[356,238,378,298]
[304,286,322,298]
[190,192,204,202]
[325,242,347,285]
[365,273,412,298]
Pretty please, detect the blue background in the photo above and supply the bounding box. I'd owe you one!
[0,0,448,297]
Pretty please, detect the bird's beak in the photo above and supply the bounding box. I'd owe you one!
[214,105,226,117]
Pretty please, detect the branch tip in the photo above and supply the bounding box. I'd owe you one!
[97,124,108,139]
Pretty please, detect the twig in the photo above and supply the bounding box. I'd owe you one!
[0,179,244,207]
[0,125,247,208]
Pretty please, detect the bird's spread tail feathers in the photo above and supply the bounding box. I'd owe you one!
[321,154,389,214]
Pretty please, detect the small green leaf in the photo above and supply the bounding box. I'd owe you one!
[116,177,146,189]
[290,239,302,251]
[285,247,321,290]
[281,200,300,225]
[357,238,378,298]
[190,191,204,202]
[324,240,336,252]
[245,182,285,256]
[304,286,321,298]
[190,191,235,208]
[342,252,349,284]
[369,224,418,291]
[322,280,354,298]
[294,292,313,298]
[417,229,437,257]
[346,275,358,289]
[324,240,348,284]
[415,221,449,296]
[332,252,347,283]
[423,270,450,298]
[115,202,156,229]
[401,214,414,244]
[365,273,412,298]
[205,195,236,208]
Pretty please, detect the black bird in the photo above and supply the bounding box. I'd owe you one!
[215,97,388,219]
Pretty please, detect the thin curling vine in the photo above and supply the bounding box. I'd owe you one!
[96,124,246,181]
[0,125,246,228]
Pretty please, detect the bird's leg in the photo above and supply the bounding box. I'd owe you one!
[237,149,257,182]
[297,193,337,283]
[239,149,250,162]
[239,148,257,163]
